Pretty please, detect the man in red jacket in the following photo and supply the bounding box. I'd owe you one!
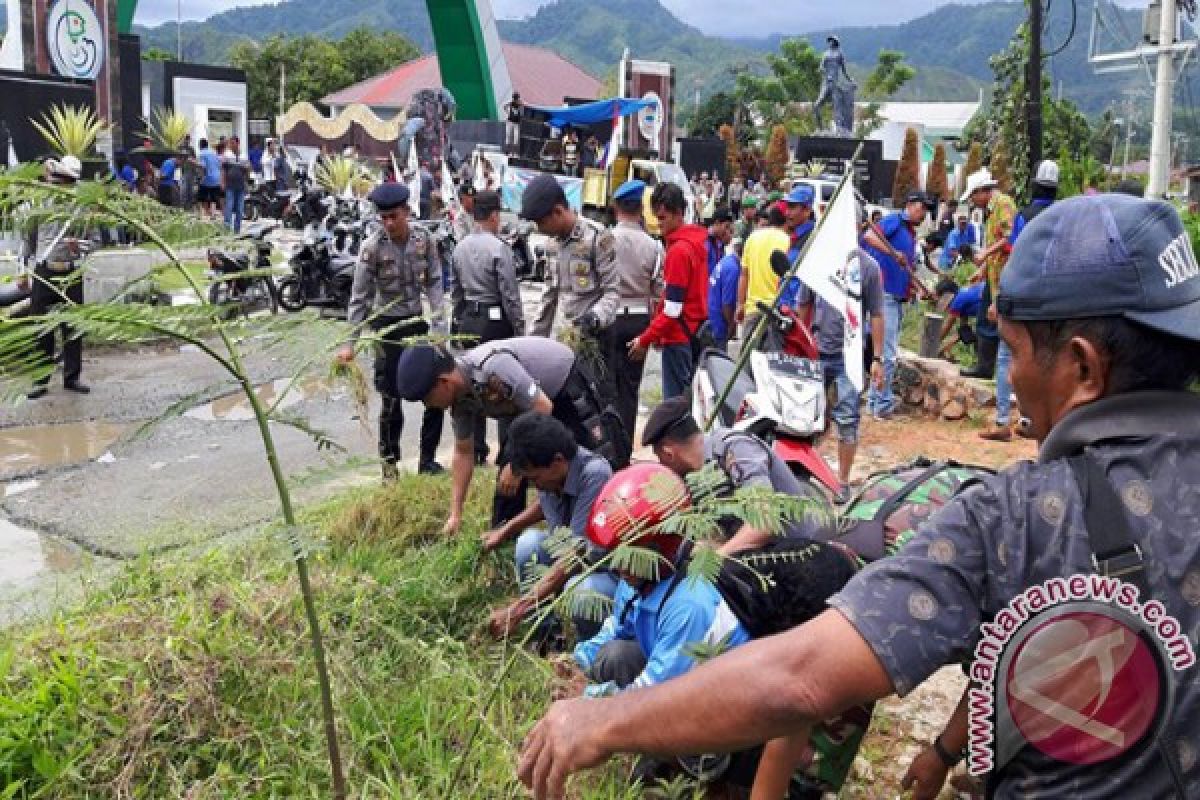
[627,183,708,399]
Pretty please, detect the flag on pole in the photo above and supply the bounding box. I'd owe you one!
[794,180,866,391]
[406,140,421,216]
[599,102,621,169]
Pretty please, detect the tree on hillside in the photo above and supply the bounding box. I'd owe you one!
[991,139,1014,194]
[737,39,821,136]
[719,124,741,182]
[765,125,790,188]
[142,46,174,62]
[230,28,419,119]
[892,127,922,205]
[855,50,917,137]
[689,92,742,139]
[928,142,949,209]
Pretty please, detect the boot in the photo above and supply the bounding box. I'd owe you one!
[961,335,998,380]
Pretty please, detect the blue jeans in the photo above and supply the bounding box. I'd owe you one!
[514,528,618,640]
[224,188,245,232]
[995,340,1013,425]
[821,354,861,444]
[661,343,695,400]
[867,295,904,415]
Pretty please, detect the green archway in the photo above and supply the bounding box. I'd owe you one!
[115,0,511,120]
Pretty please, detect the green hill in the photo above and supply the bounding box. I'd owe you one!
[133,0,1153,115]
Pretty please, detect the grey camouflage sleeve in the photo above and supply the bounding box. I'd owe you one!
[827,485,991,696]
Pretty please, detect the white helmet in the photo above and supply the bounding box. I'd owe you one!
[1033,159,1060,188]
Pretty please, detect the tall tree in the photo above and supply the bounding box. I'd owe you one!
[892,127,922,205]
[927,142,950,208]
[230,28,419,120]
[962,141,984,194]
[764,125,790,188]
[855,49,917,137]
[991,139,1014,195]
[688,92,738,137]
[737,39,821,137]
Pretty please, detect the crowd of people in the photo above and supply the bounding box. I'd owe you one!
[327,135,1200,798]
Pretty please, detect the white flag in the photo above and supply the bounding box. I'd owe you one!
[794,179,866,391]
[406,143,421,216]
[441,160,458,216]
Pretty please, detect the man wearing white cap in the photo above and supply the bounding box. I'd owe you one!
[960,168,1017,381]
[24,156,92,399]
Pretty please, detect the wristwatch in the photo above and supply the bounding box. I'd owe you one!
[932,734,966,768]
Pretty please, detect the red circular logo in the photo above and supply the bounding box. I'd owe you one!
[1005,610,1162,765]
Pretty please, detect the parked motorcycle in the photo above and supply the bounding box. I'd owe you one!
[0,277,31,319]
[243,181,293,223]
[282,174,328,231]
[276,224,357,314]
[691,300,841,495]
[206,222,279,316]
[505,221,548,282]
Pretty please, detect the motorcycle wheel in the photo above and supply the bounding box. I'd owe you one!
[244,198,262,222]
[257,278,279,315]
[207,281,228,306]
[277,277,307,312]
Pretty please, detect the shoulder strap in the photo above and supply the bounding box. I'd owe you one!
[1064,453,1186,798]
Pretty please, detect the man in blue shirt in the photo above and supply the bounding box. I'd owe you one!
[779,184,816,308]
[862,192,930,418]
[938,213,978,271]
[707,249,741,351]
[157,156,179,207]
[196,138,223,219]
[706,209,733,276]
[480,412,617,641]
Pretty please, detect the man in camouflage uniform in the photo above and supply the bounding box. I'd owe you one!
[519,173,620,399]
[519,194,1200,800]
[337,183,446,482]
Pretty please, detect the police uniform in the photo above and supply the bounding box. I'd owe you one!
[450,190,526,464]
[605,179,663,456]
[393,337,631,525]
[348,183,446,471]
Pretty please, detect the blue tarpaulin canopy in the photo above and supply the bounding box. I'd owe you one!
[527,97,657,128]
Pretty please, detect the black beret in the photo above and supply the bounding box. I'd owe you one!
[709,208,734,224]
[520,173,567,221]
[392,344,452,401]
[474,190,502,217]
[369,182,411,211]
[642,396,699,447]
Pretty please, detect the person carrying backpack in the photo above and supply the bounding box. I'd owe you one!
[520,194,1200,800]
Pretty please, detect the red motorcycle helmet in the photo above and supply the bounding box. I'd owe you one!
[587,463,690,561]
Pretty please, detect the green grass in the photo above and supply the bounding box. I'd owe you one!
[0,474,636,799]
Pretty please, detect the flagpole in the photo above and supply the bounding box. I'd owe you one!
[704,143,864,431]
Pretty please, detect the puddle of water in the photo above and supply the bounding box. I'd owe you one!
[0,519,81,595]
[5,479,39,497]
[0,422,126,477]
[184,378,328,422]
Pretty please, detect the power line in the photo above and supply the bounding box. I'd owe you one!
[1044,0,1078,59]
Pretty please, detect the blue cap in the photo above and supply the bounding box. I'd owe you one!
[392,345,453,401]
[368,182,410,211]
[520,173,568,221]
[784,184,815,206]
[999,194,1200,341]
[613,179,647,203]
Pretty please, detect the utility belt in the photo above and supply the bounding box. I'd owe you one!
[456,300,506,321]
[556,359,631,470]
[615,301,651,316]
[38,260,76,275]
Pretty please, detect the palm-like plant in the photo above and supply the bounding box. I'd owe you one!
[31,104,107,158]
[315,155,364,196]
[141,107,192,151]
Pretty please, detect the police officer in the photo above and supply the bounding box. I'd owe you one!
[451,184,476,245]
[520,173,620,395]
[337,182,446,482]
[390,337,630,535]
[640,396,834,555]
[605,179,662,458]
[24,156,92,399]
[518,194,1200,800]
[451,189,526,466]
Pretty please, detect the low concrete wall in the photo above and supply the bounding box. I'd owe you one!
[0,246,209,303]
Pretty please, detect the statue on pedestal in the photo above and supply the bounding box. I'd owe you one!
[813,35,857,136]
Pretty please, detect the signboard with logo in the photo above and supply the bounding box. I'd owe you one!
[620,58,674,157]
[46,0,105,80]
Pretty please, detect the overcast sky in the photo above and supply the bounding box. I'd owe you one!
[132,0,1147,36]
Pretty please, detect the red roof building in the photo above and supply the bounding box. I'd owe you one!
[323,42,602,114]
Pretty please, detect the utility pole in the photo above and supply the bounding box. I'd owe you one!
[1027,0,1044,178]
[177,0,183,61]
[1147,0,1177,197]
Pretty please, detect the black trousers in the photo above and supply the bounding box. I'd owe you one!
[373,317,444,465]
[30,263,83,387]
[600,312,649,461]
[452,305,515,461]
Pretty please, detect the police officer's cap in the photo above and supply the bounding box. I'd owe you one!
[642,396,701,447]
[520,173,568,221]
[613,179,647,203]
[369,183,410,211]
[392,345,454,401]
